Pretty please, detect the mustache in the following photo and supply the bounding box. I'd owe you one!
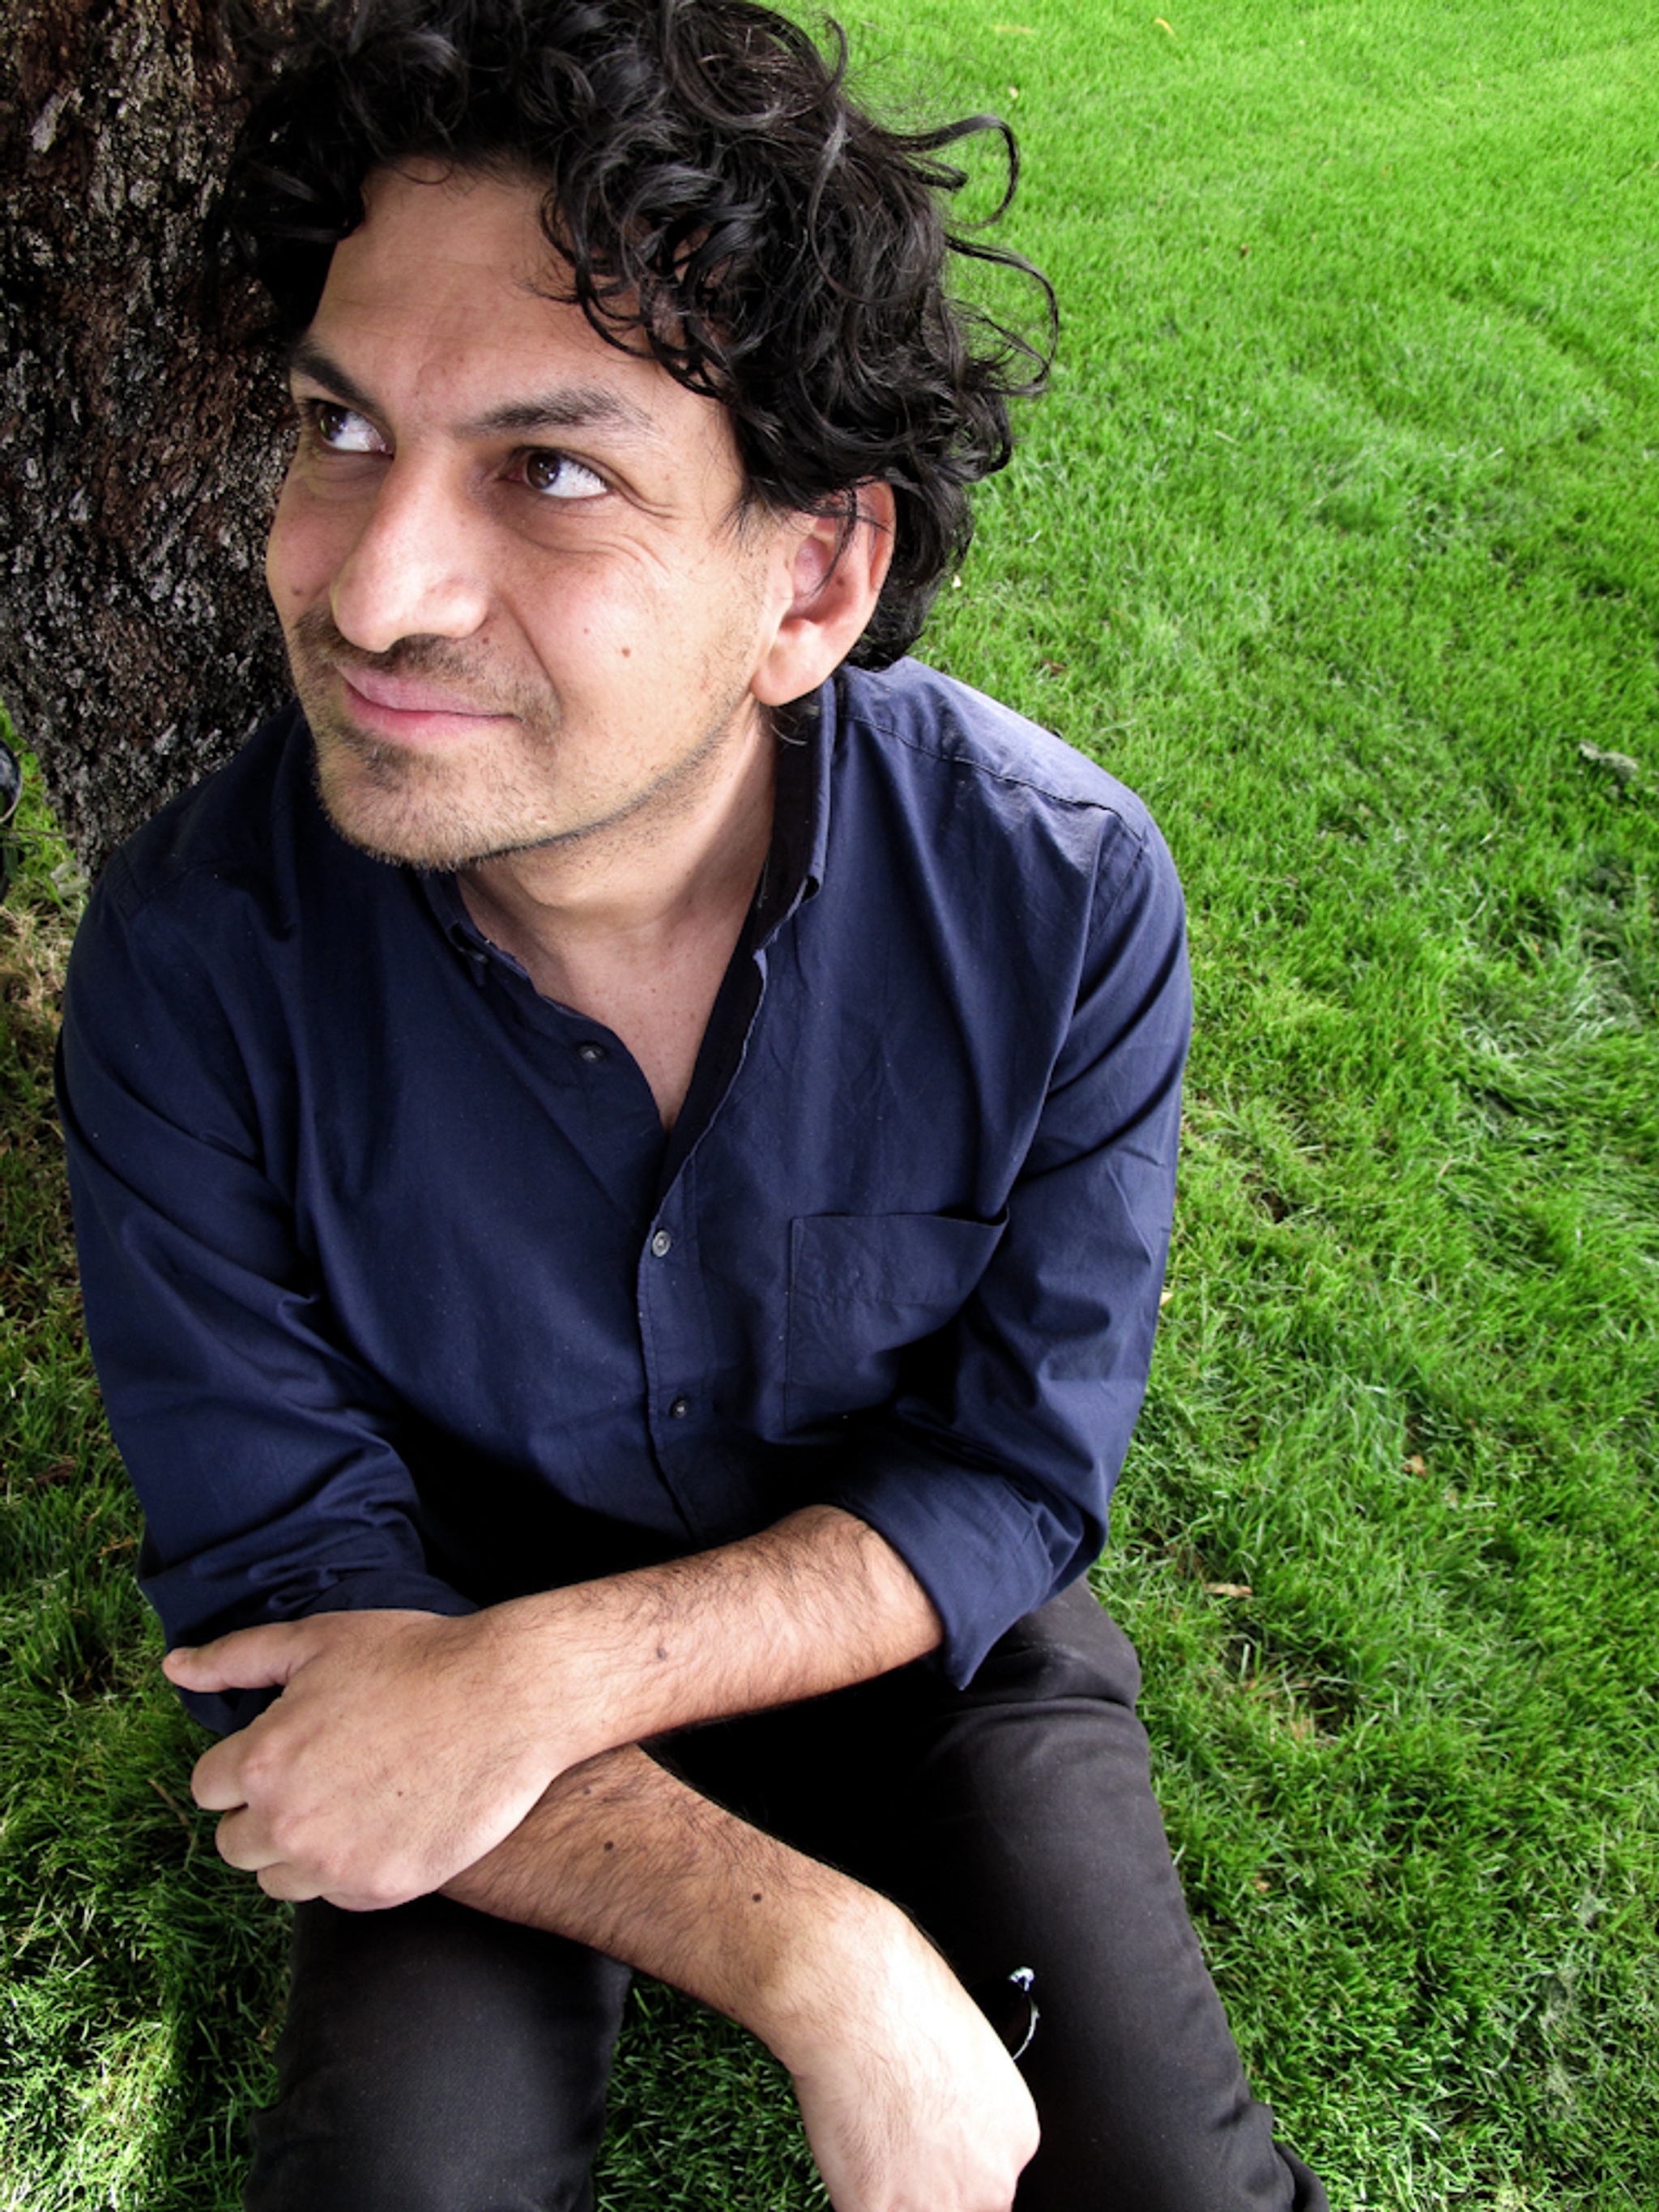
[288,606,553,731]
[292,606,487,687]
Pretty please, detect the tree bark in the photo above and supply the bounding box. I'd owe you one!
[0,0,291,873]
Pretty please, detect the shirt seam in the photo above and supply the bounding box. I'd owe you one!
[847,698,1149,828]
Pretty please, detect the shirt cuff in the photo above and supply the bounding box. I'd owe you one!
[820,1445,1088,1688]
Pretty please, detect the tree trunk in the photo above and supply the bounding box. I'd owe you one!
[0,0,291,873]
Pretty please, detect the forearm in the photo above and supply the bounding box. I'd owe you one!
[484,1503,942,1774]
[166,1505,942,1916]
[442,1741,892,2063]
[444,1744,1041,2209]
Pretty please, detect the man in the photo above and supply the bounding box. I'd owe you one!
[58,3,1328,2207]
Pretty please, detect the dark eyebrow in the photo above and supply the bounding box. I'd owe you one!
[463,388,662,443]
[286,338,662,445]
[287,339,380,419]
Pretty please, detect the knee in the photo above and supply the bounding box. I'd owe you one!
[1015,2091,1328,2212]
[246,2056,607,2212]
[245,1899,627,2212]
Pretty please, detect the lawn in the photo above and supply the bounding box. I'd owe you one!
[2,1,1657,2206]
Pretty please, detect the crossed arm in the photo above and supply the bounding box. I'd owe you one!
[164,1504,1039,2212]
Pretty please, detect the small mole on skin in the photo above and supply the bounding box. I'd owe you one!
[751,1892,763,1903]
[603,1840,615,1852]
[656,1645,668,1661]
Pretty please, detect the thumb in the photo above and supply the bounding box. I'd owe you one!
[163,1622,313,1693]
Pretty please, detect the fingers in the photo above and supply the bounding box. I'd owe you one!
[159,1607,505,1912]
[189,1721,268,1812]
[209,1801,382,1910]
[255,1861,328,1905]
[207,1802,262,1866]
[163,1621,313,1693]
[211,1801,331,1906]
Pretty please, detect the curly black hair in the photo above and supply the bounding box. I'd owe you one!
[220,0,1055,667]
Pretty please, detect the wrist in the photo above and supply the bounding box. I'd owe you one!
[748,1877,923,2074]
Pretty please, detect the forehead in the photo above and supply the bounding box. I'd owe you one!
[303,164,734,465]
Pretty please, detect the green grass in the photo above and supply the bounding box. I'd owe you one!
[4,1,1658,2203]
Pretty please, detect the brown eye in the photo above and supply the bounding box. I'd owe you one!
[313,403,383,454]
[523,450,607,501]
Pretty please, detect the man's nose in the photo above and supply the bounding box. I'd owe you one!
[328,461,491,654]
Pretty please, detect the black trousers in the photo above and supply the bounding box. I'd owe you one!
[245,1583,1328,2211]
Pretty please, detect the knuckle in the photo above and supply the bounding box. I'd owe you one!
[357,1865,411,1912]
[263,1808,309,1861]
[237,1735,280,1788]
[258,1788,288,1835]
[236,1757,271,1801]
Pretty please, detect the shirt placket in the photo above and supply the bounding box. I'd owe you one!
[633,1153,723,1537]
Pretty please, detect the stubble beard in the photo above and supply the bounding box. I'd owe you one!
[286,607,757,872]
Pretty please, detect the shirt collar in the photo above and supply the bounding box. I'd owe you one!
[749,676,834,948]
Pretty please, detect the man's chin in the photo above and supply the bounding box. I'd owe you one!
[311,730,516,872]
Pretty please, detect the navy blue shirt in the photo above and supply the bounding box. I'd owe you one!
[59,658,1191,1734]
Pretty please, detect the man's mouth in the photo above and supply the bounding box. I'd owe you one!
[334,663,512,745]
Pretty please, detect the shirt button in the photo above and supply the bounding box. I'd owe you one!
[650,1229,674,1259]
[578,1042,607,1063]
[668,1395,691,1420]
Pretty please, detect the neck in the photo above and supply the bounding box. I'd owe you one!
[459,704,776,963]
[454,707,778,1131]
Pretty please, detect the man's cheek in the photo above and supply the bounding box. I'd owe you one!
[266,481,361,620]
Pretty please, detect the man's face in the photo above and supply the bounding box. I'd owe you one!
[265,164,801,870]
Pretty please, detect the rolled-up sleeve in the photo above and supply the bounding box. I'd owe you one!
[820,816,1190,1684]
[58,855,472,1735]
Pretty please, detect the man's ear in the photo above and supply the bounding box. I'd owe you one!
[751,482,897,707]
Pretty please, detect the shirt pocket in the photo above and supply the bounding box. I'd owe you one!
[783,1210,1008,1434]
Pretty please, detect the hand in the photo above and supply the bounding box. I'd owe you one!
[164,1609,559,1911]
[161,1508,942,1920]
[776,1907,1040,2212]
